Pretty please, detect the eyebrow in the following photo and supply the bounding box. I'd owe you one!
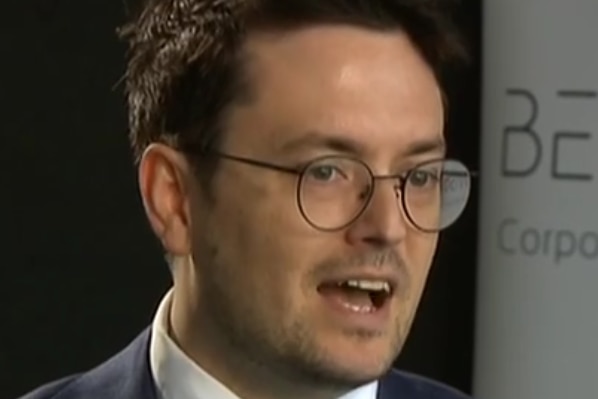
[403,136,446,157]
[278,130,446,157]
[279,131,362,155]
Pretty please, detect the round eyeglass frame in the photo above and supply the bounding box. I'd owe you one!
[294,155,472,233]
[196,151,474,234]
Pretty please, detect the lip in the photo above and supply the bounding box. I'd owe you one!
[316,270,401,331]
[317,270,400,295]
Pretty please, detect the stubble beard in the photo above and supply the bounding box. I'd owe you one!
[195,244,406,397]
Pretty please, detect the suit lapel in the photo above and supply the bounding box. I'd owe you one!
[377,369,421,399]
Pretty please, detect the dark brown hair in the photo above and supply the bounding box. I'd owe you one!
[119,0,467,168]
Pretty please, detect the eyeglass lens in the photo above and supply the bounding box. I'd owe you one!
[297,157,471,232]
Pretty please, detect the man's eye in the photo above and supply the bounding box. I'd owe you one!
[408,169,439,187]
[306,165,347,182]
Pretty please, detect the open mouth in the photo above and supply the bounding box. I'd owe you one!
[317,279,393,313]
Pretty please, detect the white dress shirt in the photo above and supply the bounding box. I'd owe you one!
[149,289,379,399]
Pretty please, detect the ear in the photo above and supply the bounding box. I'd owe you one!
[138,143,193,257]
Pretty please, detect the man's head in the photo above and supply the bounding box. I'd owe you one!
[120,1,469,397]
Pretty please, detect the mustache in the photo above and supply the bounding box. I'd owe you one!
[315,249,411,297]
[315,249,409,289]
[319,248,404,271]
[314,249,410,296]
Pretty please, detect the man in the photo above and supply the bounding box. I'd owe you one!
[20,0,474,398]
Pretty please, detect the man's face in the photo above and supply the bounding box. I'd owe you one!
[188,25,444,388]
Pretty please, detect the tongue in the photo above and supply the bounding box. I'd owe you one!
[318,284,374,310]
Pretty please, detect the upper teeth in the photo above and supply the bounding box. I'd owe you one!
[341,280,391,293]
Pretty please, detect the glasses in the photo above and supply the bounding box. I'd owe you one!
[211,152,473,233]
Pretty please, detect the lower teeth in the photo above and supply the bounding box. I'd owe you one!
[342,302,376,313]
[318,283,388,312]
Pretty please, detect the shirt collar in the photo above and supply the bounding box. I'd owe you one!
[149,289,379,399]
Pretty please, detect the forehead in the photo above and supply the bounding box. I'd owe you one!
[225,25,444,159]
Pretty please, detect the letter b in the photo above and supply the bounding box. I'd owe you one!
[501,89,542,177]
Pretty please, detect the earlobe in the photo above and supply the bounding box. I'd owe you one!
[138,143,193,256]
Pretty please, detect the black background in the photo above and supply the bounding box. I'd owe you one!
[1,1,481,397]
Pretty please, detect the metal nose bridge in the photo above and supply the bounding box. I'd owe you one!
[372,174,405,199]
[361,174,408,239]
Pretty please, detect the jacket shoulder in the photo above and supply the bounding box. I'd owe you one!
[17,375,81,399]
[379,369,472,399]
[14,328,156,399]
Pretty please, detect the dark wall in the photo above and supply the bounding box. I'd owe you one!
[394,1,481,390]
[0,1,480,398]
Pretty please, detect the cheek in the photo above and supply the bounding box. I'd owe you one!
[403,232,438,282]
[212,180,310,305]
[227,171,318,260]
[394,233,438,323]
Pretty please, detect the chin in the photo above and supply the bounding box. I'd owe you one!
[302,355,393,391]
[334,359,392,383]
[311,334,399,385]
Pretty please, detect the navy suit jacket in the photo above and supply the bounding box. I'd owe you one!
[19,328,471,399]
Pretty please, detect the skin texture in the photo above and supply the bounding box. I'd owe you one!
[139,24,445,399]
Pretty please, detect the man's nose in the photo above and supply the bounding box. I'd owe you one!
[345,180,408,249]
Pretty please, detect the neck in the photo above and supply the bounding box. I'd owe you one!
[169,282,344,399]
